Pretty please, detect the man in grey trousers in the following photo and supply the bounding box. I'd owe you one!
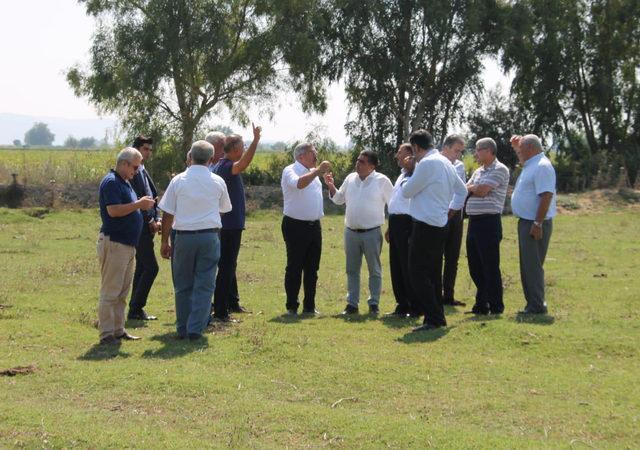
[510,134,556,315]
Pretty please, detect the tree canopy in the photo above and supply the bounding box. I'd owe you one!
[24,122,55,146]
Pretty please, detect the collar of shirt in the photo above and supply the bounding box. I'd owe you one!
[523,152,544,167]
[294,160,310,173]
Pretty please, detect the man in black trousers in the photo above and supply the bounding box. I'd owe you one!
[401,130,468,332]
[128,135,160,321]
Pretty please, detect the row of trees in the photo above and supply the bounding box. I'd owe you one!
[68,0,640,187]
[14,122,102,148]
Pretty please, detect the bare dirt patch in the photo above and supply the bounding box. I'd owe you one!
[0,365,37,376]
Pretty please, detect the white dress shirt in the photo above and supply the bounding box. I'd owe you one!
[388,169,411,215]
[330,171,393,229]
[401,149,468,227]
[158,165,232,230]
[281,161,324,221]
[449,159,467,210]
[511,152,557,220]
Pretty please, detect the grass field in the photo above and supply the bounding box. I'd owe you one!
[1,206,639,448]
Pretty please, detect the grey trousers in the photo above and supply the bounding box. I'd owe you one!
[517,219,553,312]
[344,227,383,307]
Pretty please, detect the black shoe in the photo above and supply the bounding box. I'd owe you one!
[409,311,422,318]
[385,310,408,317]
[342,304,359,315]
[115,332,141,341]
[368,304,379,315]
[443,299,466,307]
[187,333,202,341]
[411,323,444,333]
[302,308,320,316]
[229,304,250,314]
[99,336,118,345]
[517,308,547,315]
[464,309,489,316]
[128,310,157,321]
[286,309,298,316]
[211,316,239,324]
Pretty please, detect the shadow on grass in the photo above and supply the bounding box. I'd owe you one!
[141,332,209,359]
[380,315,419,329]
[124,319,150,329]
[513,314,555,325]
[332,313,379,323]
[397,326,451,344]
[269,314,303,324]
[462,314,503,324]
[443,305,464,315]
[78,341,130,361]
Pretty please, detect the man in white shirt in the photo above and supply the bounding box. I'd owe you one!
[385,143,417,317]
[324,150,393,315]
[401,130,468,332]
[159,140,232,340]
[510,134,556,315]
[280,143,331,315]
[438,134,468,308]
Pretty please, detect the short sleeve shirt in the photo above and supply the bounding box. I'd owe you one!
[511,153,557,220]
[466,159,510,215]
[99,170,143,247]
[212,158,245,229]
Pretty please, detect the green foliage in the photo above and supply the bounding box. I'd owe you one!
[12,139,21,147]
[0,208,639,447]
[24,122,55,146]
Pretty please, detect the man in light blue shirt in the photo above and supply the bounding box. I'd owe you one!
[401,130,467,332]
[510,134,556,315]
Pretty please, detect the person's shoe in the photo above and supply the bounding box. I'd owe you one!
[411,323,444,333]
[517,308,547,315]
[302,308,320,316]
[342,304,359,315]
[127,310,157,320]
[211,316,240,324]
[443,299,466,307]
[187,333,202,341]
[115,332,141,341]
[368,304,379,315]
[464,309,489,316]
[174,334,186,340]
[286,309,298,316]
[385,309,408,317]
[99,335,118,345]
[229,304,251,314]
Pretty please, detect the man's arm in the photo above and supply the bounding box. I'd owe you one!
[231,123,261,175]
[530,192,553,240]
[106,197,155,217]
[298,161,331,189]
[160,212,174,259]
[401,160,429,198]
[325,173,347,204]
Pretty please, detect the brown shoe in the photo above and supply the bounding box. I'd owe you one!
[115,332,141,341]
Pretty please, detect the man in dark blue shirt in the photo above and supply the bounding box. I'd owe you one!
[210,123,261,322]
[97,147,155,345]
[128,135,161,321]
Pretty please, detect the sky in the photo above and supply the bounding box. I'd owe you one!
[0,0,510,146]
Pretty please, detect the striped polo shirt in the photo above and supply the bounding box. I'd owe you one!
[465,159,510,215]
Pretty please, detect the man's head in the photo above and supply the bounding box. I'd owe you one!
[395,143,413,169]
[189,140,214,166]
[205,131,226,162]
[441,134,465,162]
[116,147,143,181]
[474,137,498,165]
[223,134,244,162]
[518,134,543,162]
[294,142,318,169]
[132,135,153,163]
[409,129,434,155]
[356,150,378,179]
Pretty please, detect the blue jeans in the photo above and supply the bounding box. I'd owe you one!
[344,227,383,307]
[172,231,220,336]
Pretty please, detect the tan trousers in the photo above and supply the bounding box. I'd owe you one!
[97,233,135,340]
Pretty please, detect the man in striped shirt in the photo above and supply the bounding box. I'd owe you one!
[465,137,510,315]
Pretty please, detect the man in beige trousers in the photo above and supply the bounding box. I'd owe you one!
[97,147,155,345]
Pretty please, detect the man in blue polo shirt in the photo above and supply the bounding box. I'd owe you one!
[97,148,155,345]
[510,134,556,315]
[211,123,261,322]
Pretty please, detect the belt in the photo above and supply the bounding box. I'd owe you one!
[174,228,220,234]
[284,216,320,226]
[347,226,380,233]
[468,213,501,220]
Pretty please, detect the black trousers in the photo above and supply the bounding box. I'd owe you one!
[408,220,448,326]
[466,214,504,314]
[213,229,242,319]
[281,216,322,311]
[129,231,159,314]
[388,214,415,313]
[435,210,464,302]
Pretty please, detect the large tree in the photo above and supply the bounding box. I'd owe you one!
[68,0,325,160]
[305,0,505,170]
[24,122,55,146]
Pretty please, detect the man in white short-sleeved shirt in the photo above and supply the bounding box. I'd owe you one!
[159,140,232,340]
[324,150,393,315]
[510,134,556,315]
[280,142,331,315]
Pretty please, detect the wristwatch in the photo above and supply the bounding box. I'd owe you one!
[533,221,542,228]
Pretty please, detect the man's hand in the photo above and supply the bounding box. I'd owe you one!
[318,160,331,174]
[137,196,155,211]
[403,155,415,173]
[529,223,543,240]
[323,172,335,186]
[252,122,262,142]
[384,228,390,243]
[447,209,459,220]
[510,135,523,151]
[160,242,172,259]
[149,220,160,234]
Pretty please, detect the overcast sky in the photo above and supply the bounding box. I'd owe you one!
[0,0,509,146]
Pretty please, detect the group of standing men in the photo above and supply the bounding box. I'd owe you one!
[95,125,556,344]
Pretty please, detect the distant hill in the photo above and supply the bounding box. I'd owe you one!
[0,113,117,146]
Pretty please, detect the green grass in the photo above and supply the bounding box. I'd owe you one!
[0,207,639,448]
